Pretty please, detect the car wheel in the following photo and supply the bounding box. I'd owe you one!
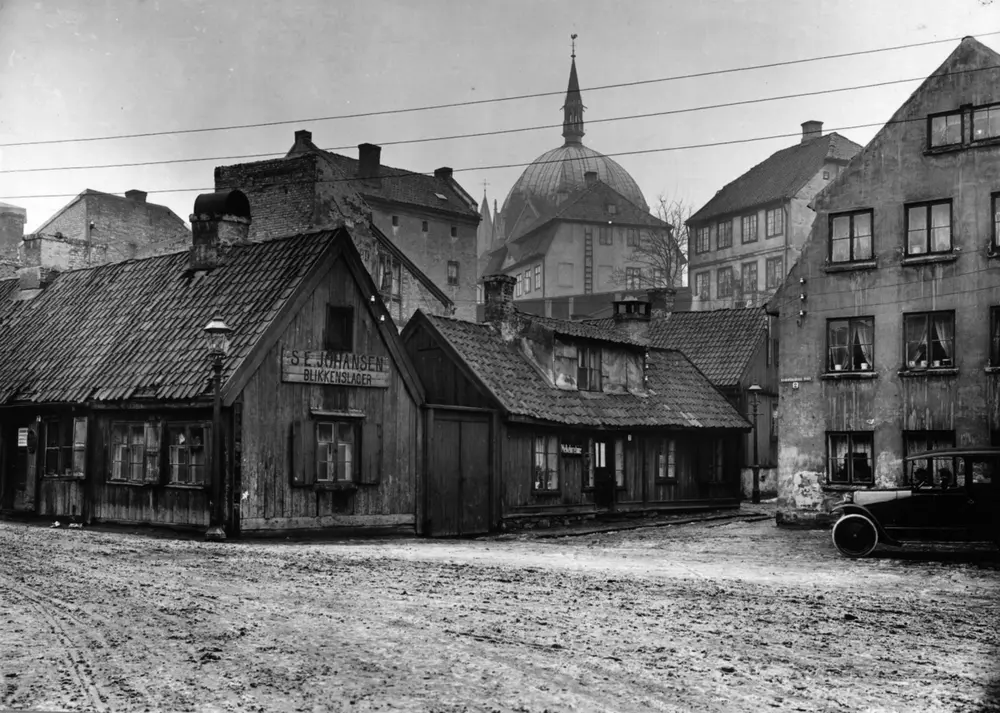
[832,513,879,558]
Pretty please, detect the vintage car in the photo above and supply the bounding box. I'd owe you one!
[830,447,1000,557]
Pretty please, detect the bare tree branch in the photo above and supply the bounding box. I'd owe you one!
[609,195,690,291]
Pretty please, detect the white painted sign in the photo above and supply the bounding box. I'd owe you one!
[560,444,583,456]
[282,348,391,388]
[17,428,28,448]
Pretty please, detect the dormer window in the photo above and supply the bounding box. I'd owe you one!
[577,347,602,392]
[929,111,963,148]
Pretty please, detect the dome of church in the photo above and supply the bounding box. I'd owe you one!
[499,49,649,238]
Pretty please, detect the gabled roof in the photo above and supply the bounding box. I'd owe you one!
[34,189,188,236]
[0,227,424,407]
[688,133,861,224]
[288,135,478,220]
[406,312,749,430]
[645,307,768,388]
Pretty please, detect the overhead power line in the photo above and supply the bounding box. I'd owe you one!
[2,30,999,149]
[0,112,951,202]
[11,65,1000,176]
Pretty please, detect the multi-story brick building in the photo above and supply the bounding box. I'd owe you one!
[687,124,861,311]
[281,130,480,320]
[772,36,1000,525]
[27,189,190,270]
[215,144,457,326]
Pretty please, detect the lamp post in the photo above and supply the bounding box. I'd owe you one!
[204,316,232,541]
[748,384,762,504]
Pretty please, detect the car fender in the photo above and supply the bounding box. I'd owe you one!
[830,504,901,547]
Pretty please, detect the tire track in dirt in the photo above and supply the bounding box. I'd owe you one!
[0,576,114,712]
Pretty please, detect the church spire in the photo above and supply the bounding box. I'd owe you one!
[562,34,585,145]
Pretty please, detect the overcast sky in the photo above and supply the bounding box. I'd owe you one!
[1,0,998,232]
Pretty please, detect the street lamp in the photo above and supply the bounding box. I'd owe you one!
[747,384,762,504]
[204,316,232,541]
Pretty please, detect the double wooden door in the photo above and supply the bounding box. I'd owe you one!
[425,410,492,537]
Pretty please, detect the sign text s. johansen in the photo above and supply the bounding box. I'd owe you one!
[281,348,391,388]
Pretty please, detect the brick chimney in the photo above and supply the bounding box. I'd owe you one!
[646,287,676,318]
[434,167,453,181]
[358,143,382,183]
[0,202,26,257]
[584,171,598,187]
[14,234,59,301]
[801,120,823,144]
[125,190,147,203]
[483,274,518,338]
[287,129,316,156]
[189,189,251,270]
[612,296,651,341]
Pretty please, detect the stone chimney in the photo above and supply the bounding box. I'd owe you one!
[483,274,518,338]
[287,129,315,156]
[646,287,676,318]
[358,143,382,183]
[189,189,251,270]
[0,202,26,257]
[801,120,823,144]
[125,190,147,203]
[584,171,598,187]
[434,167,453,182]
[14,234,59,301]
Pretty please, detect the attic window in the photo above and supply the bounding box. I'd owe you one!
[434,192,448,201]
[929,110,964,149]
[577,347,602,392]
[607,204,618,215]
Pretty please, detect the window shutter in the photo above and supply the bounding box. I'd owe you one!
[360,422,381,485]
[71,417,88,479]
[290,420,315,487]
[144,421,162,484]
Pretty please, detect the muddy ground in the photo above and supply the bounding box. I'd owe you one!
[1,509,998,713]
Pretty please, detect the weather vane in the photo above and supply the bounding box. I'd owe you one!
[571,33,578,59]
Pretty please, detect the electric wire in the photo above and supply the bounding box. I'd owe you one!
[2,30,999,149]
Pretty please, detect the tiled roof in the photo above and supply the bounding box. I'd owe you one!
[646,307,768,388]
[0,231,335,405]
[510,180,666,243]
[688,133,861,224]
[418,314,749,430]
[527,312,648,347]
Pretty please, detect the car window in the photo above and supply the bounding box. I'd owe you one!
[912,456,962,489]
[956,458,994,484]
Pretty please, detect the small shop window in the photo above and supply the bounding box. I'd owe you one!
[316,422,357,483]
[533,434,559,492]
[827,432,874,485]
[109,421,162,484]
[654,438,676,482]
[167,424,209,486]
[42,416,88,478]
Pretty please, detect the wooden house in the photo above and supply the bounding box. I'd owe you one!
[401,275,751,536]
[0,190,429,537]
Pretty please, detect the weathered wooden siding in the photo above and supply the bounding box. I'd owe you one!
[403,325,492,408]
[239,258,420,532]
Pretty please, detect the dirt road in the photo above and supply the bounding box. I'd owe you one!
[1,512,998,713]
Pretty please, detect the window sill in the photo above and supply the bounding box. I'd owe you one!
[900,253,958,267]
[823,259,878,274]
[653,479,678,485]
[923,144,964,156]
[106,480,156,488]
[820,371,878,380]
[897,367,959,378]
[985,366,1000,374]
[531,489,562,497]
[41,475,85,481]
[315,481,357,492]
[165,483,209,490]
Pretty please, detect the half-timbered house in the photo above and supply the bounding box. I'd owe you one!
[0,190,427,537]
[401,275,751,536]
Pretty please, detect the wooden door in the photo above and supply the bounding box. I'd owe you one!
[2,423,38,512]
[593,438,615,510]
[426,410,492,537]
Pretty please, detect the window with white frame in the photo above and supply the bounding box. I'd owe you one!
[694,226,710,254]
[765,208,783,237]
[827,432,874,485]
[717,220,733,249]
[625,267,641,289]
[654,438,676,481]
[741,214,758,244]
[906,200,952,255]
[694,272,710,300]
[316,422,357,483]
[533,434,559,492]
